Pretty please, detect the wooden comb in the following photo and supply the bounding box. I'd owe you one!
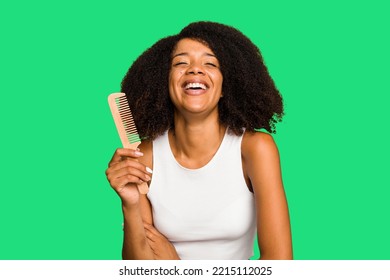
[108,92,149,194]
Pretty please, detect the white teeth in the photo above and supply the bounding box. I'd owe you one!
[185,82,207,90]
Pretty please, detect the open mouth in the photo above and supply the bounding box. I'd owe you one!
[184,82,207,90]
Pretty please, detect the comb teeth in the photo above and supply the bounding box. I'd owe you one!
[115,96,141,144]
[108,92,141,148]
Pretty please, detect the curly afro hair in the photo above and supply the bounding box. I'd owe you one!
[121,21,284,140]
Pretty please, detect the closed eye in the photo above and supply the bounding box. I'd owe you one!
[173,62,188,66]
[205,62,218,67]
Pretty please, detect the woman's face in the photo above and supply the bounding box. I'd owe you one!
[169,38,223,117]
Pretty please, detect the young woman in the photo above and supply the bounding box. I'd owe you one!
[105,21,292,260]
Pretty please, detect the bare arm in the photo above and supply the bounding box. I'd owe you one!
[105,141,155,259]
[121,196,153,259]
[242,132,293,259]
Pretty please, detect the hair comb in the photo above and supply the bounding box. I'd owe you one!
[108,92,149,194]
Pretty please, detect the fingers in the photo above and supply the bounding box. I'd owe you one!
[144,223,180,260]
[105,148,153,205]
[144,222,164,242]
[109,148,144,167]
[107,171,151,193]
[107,159,151,181]
[111,176,140,193]
[106,149,153,190]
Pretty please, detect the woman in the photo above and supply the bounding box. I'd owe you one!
[106,21,292,260]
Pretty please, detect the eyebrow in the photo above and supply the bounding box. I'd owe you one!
[172,52,217,58]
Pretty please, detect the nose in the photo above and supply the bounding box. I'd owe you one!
[186,63,204,75]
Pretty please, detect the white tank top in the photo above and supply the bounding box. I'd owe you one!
[147,129,256,260]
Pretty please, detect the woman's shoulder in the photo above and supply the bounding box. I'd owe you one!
[241,130,280,170]
[241,131,282,195]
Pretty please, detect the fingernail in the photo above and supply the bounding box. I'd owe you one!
[146,167,153,173]
[135,151,144,156]
[145,175,151,181]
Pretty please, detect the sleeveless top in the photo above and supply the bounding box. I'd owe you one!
[147,129,256,260]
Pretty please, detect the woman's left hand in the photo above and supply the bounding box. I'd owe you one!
[143,223,180,260]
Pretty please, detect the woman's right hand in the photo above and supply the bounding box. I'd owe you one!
[105,148,152,207]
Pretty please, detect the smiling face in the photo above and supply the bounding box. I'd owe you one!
[169,38,223,117]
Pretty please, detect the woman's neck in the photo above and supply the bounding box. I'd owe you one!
[169,112,226,169]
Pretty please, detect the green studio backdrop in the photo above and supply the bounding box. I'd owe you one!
[1,0,389,259]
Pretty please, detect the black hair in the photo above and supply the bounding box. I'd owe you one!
[121,21,283,140]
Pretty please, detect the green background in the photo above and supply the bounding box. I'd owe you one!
[1,1,389,260]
